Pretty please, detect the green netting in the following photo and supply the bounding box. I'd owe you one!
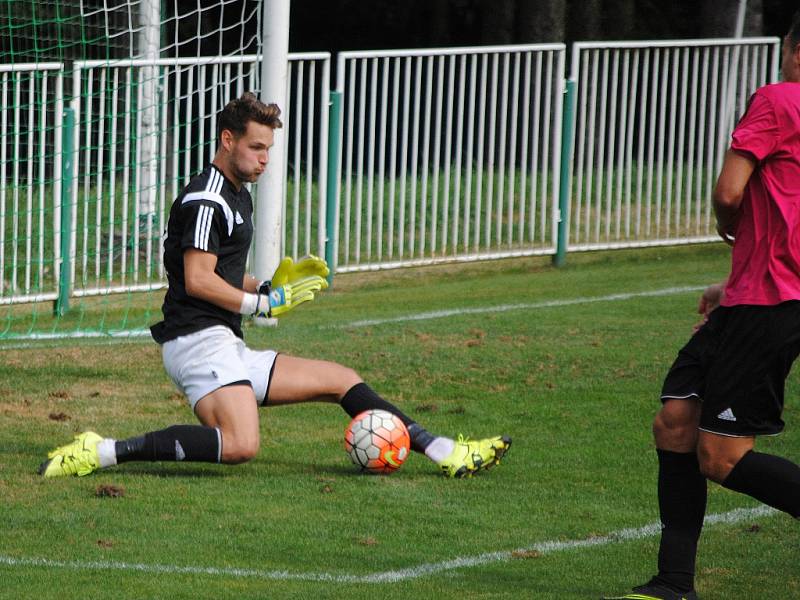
[0,0,263,342]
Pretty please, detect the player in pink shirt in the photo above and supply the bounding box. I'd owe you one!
[606,15,800,600]
[722,78,800,305]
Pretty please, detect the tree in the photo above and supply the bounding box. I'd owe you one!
[567,0,603,41]
[603,0,636,40]
[478,0,515,44]
[517,0,566,43]
[701,0,763,38]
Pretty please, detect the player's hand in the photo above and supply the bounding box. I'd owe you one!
[693,282,725,333]
[254,275,328,318]
[270,255,329,287]
[715,220,736,246]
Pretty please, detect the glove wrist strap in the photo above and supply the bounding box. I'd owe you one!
[257,281,273,318]
[242,279,276,317]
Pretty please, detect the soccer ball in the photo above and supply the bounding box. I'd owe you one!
[344,409,410,474]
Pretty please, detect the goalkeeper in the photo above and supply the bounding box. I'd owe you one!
[39,93,510,480]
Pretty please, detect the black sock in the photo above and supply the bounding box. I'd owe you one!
[722,450,800,518]
[340,383,436,453]
[654,449,707,593]
[115,425,221,464]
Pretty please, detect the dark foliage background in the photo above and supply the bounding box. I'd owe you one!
[289,0,798,53]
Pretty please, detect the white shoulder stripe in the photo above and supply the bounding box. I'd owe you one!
[203,206,214,250]
[193,206,202,249]
[182,191,234,236]
[202,205,213,250]
[198,206,207,250]
[194,205,213,251]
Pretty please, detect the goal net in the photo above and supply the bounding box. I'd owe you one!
[0,0,264,342]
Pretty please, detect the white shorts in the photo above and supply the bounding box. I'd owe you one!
[161,325,278,411]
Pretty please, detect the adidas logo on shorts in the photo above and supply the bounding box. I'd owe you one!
[717,408,737,422]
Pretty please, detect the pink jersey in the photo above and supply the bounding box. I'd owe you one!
[723,82,800,306]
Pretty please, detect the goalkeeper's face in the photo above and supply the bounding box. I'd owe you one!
[227,121,275,184]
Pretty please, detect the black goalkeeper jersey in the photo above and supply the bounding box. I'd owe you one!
[150,164,254,343]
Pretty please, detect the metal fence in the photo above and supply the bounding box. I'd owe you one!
[566,37,780,251]
[0,38,784,309]
[0,52,330,305]
[70,52,331,297]
[282,53,331,261]
[335,44,566,271]
[0,62,65,305]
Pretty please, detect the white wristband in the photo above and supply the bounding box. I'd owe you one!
[240,292,260,315]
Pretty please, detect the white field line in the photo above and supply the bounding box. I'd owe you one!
[334,285,706,329]
[6,329,152,340]
[0,330,152,350]
[0,285,705,348]
[0,505,777,584]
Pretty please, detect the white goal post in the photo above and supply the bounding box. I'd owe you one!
[255,0,291,283]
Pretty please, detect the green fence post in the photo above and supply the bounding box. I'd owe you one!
[325,90,343,288]
[54,107,74,317]
[554,78,576,268]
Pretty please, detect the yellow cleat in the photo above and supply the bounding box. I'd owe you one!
[38,431,102,478]
[438,434,511,478]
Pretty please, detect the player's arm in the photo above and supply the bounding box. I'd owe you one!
[185,248,250,313]
[713,149,756,245]
[242,274,260,294]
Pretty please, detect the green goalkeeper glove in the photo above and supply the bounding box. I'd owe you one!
[255,275,328,318]
[270,255,329,287]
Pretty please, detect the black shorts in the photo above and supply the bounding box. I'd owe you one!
[661,301,800,437]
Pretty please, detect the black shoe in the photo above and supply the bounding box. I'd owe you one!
[602,581,699,600]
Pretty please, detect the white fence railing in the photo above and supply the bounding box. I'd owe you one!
[69,52,330,297]
[282,53,331,262]
[566,37,780,251]
[335,44,566,271]
[0,62,64,304]
[0,38,784,308]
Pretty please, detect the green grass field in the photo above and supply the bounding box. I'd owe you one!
[1,244,798,599]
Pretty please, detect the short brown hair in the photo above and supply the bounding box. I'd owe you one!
[216,92,282,141]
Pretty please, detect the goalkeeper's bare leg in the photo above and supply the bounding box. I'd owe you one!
[40,354,509,478]
[264,355,511,478]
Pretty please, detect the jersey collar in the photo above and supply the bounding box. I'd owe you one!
[209,163,241,193]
